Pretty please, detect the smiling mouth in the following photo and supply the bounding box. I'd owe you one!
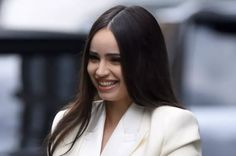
[97,80,118,91]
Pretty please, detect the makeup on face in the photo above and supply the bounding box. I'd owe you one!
[88,51,121,65]
[87,28,130,104]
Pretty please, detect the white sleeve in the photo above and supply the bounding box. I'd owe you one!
[161,109,202,156]
[51,110,66,133]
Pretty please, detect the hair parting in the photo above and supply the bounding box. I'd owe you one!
[47,5,182,156]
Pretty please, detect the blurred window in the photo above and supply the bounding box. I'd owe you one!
[182,25,236,106]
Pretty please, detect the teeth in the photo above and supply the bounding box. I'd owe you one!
[98,81,116,86]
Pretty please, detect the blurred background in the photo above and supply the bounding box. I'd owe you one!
[0,0,236,156]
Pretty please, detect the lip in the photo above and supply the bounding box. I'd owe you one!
[96,79,118,92]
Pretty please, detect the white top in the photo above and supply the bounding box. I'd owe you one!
[51,101,202,156]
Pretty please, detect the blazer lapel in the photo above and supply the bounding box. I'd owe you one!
[101,104,150,156]
[78,103,106,156]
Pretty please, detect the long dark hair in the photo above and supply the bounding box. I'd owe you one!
[47,5,182,156]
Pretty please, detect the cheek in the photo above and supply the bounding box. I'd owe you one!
[87,63,97,86]
[87,63,94,75]
[116,68,124,81]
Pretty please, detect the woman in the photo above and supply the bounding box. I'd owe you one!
[47,5,201,156]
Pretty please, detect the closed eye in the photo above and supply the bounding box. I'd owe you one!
[110,57,121,64]
[88,51,100,62]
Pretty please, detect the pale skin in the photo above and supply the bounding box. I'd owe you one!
[87,28,133,153]
[102,100,131,153]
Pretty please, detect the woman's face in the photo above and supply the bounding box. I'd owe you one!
[87,28,131,104]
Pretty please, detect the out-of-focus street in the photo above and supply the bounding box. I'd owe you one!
[0,1,236,156]
[0,56,22,156]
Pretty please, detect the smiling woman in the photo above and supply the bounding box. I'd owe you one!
[46,5,202,156]
[87,28,130,107]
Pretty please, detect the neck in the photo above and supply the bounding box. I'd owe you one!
[104,99,132,126]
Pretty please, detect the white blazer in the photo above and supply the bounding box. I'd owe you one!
[51,101,201,156]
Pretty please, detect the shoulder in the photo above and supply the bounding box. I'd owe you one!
[51,109,67,133]
[151,106,198,124]
[150,106,201,155]
[151,106,200,136]
[51,100,104,133]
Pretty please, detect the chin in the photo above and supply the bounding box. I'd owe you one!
[98,93,117,102]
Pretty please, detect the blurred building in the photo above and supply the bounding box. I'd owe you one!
[0,0,236,156]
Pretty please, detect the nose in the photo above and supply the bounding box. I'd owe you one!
[95,61,109,78]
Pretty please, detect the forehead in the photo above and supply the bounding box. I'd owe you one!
[90,28,119,54]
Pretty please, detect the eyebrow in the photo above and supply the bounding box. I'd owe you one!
[89,51,98,56]
[89,51,120,57]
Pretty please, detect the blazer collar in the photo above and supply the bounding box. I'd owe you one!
[78,101,150,156]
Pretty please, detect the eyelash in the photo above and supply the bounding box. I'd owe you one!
[88,55,121,64]
[110,57,121,63]
[88,55,99,61]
